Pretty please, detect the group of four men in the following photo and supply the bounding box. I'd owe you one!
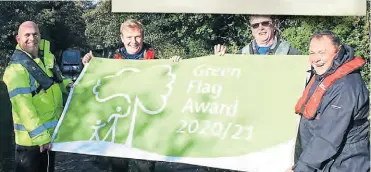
[3,14,369,172]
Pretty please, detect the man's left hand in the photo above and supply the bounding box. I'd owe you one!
[66,82,75,92]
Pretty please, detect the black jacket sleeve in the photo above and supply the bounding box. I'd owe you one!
[293,82,357,172]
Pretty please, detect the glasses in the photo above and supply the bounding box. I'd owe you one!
[251,21,272,29]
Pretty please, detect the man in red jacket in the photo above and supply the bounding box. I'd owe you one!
[83,19,156,64]
[82,19,188,172]
[83,19,158,172]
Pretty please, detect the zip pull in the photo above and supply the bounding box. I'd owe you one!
[47,150,50,172]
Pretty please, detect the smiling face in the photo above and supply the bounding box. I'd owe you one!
[309,35,340,75]
[120,20,145,55]
[249,16,275,45]
[16,21,40,57]
[120,27,143,55]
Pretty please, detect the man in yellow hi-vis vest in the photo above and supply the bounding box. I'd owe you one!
[2,21,72,172]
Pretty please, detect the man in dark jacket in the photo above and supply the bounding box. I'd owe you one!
[289,30,370,172]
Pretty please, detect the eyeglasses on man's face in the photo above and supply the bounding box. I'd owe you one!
[250,21,272,29]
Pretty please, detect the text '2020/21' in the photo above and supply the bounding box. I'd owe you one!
[176,120,253,141]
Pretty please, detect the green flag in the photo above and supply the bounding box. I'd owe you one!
[51,54,309,171]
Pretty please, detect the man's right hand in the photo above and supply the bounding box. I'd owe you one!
[40,143,51,153]
[82,51,94,65]
[214,44,227,56]
[170,56,182,62]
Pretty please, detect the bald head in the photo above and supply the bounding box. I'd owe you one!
[18,21,39,35]
[16,21,40,56]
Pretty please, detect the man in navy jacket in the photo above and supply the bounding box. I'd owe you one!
[289,30,370,172]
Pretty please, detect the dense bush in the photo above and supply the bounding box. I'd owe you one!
[0,1,369,84]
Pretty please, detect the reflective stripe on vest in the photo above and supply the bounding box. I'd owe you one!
[9,87,32,98]
[8,70,37,98]
[14,119,58,138]
[295,57,366,119]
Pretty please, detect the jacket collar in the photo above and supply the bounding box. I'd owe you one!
[15,44,38,59]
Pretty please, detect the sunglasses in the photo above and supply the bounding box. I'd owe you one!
[251,21,272,29]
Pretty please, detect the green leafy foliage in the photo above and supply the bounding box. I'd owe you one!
[0,0,369,84]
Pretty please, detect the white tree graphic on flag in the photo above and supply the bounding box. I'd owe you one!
[90,65,176,147]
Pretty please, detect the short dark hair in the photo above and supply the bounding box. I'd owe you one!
[311,30,341,47]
